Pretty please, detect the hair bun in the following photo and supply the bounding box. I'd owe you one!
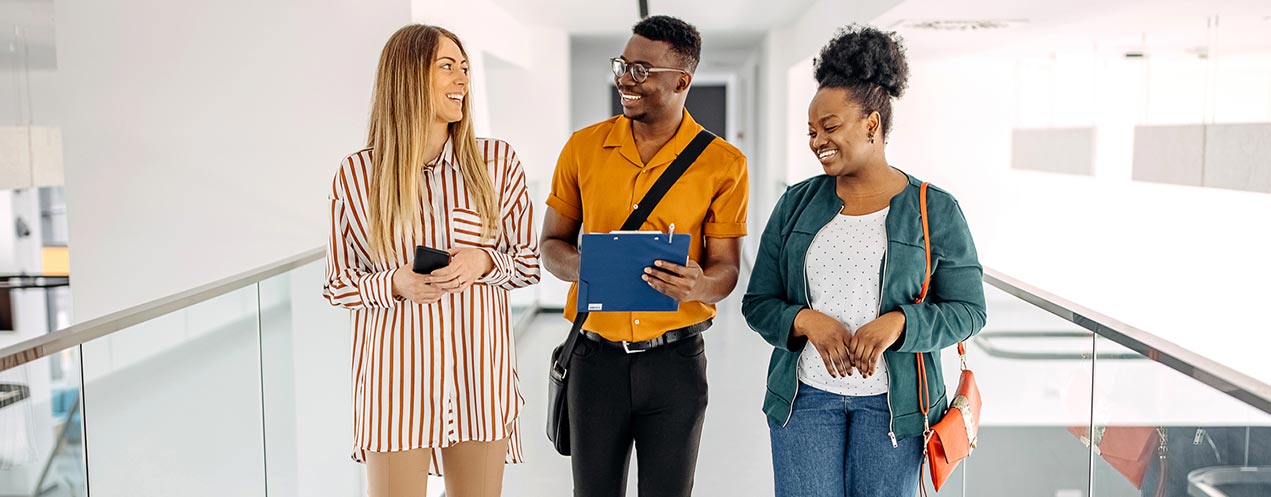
[813,25,908,98]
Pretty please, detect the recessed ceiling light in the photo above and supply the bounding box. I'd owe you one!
[891,19,1029,31]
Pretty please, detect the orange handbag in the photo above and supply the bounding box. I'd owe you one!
[914,182,982,494]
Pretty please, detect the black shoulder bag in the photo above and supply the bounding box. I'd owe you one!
[547,129,716,456]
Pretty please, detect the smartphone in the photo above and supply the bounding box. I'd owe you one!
[412,245,451,274]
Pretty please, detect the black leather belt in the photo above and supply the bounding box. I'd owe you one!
[580,319,713,354]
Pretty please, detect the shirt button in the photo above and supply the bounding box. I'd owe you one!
[634,319,641,325]
[632,204,639,209]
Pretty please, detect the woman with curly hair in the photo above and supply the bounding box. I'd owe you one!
[742,25,986,496]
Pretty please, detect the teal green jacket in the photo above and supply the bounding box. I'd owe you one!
[741,172,986,444]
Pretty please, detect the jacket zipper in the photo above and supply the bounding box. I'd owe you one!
[777,197,849,427]
[784,203,841,428]
[879,220,898,448]
[787,195,901,448]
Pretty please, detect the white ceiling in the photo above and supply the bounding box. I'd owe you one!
[488,0,820,37]
[875,0,1271,59]
[6,0,1267,72]
[493,0,1271,70]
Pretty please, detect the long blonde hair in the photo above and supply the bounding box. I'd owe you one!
[366,24,499,262]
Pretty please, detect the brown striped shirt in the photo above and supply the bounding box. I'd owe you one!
[322,138,539,474]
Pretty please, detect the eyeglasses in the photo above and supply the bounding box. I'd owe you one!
[610,57,689,83]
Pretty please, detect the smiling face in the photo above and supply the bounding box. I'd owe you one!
[807,87,880,177]
[431,35,469,126]
[614,35,691,123]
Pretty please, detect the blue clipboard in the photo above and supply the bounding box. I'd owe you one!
[578,231,691,312]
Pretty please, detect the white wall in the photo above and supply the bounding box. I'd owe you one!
[479,32,571,195]
[57,0,411,322]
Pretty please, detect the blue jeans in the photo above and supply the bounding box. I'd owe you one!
[768,383,924,497]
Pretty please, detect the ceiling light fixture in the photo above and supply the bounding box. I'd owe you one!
[891,19,1029,31]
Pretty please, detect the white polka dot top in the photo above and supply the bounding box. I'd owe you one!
[797,207,890,396]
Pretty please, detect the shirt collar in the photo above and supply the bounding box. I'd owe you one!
[426,137,455,168]
[604,109,704,168]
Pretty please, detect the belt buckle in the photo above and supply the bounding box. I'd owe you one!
[621,341,646,354]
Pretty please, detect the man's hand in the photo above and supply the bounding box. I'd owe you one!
[643,259,705,302]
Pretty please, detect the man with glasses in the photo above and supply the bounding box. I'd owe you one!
[541,14,749,497]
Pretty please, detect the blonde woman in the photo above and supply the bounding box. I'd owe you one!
[322,25,540,497]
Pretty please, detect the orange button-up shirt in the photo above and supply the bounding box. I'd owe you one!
[547,111,749,342]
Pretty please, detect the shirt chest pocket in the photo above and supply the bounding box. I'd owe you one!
[449,207,495,248]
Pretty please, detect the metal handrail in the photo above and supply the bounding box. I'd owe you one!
[0,247,324,372]
[6,245,1271,417]
[983,269,1271,415]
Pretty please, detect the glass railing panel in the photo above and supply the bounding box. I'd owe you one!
[79,284,266,497]
[953,283,1097,496]
[258,269,299,497]
[0,350,85,497]
[258,259,364,497]
[1091,335,1271,497]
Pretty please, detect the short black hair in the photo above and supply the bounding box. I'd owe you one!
[632,15,701,73]
[813,24,909,138]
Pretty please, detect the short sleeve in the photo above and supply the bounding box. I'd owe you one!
[546,137,583,221]
[703,155,749,238]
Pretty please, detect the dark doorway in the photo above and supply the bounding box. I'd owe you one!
[610,84,727,137]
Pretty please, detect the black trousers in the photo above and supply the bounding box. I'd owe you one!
[566,332,709,497]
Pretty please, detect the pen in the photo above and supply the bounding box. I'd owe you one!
[668,223,675,243]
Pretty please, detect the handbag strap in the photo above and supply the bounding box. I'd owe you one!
[554,129,717,374]
[914,182,935,497]
[915,183,933,305]
[915,182,934,428]
[913,182,970,422]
